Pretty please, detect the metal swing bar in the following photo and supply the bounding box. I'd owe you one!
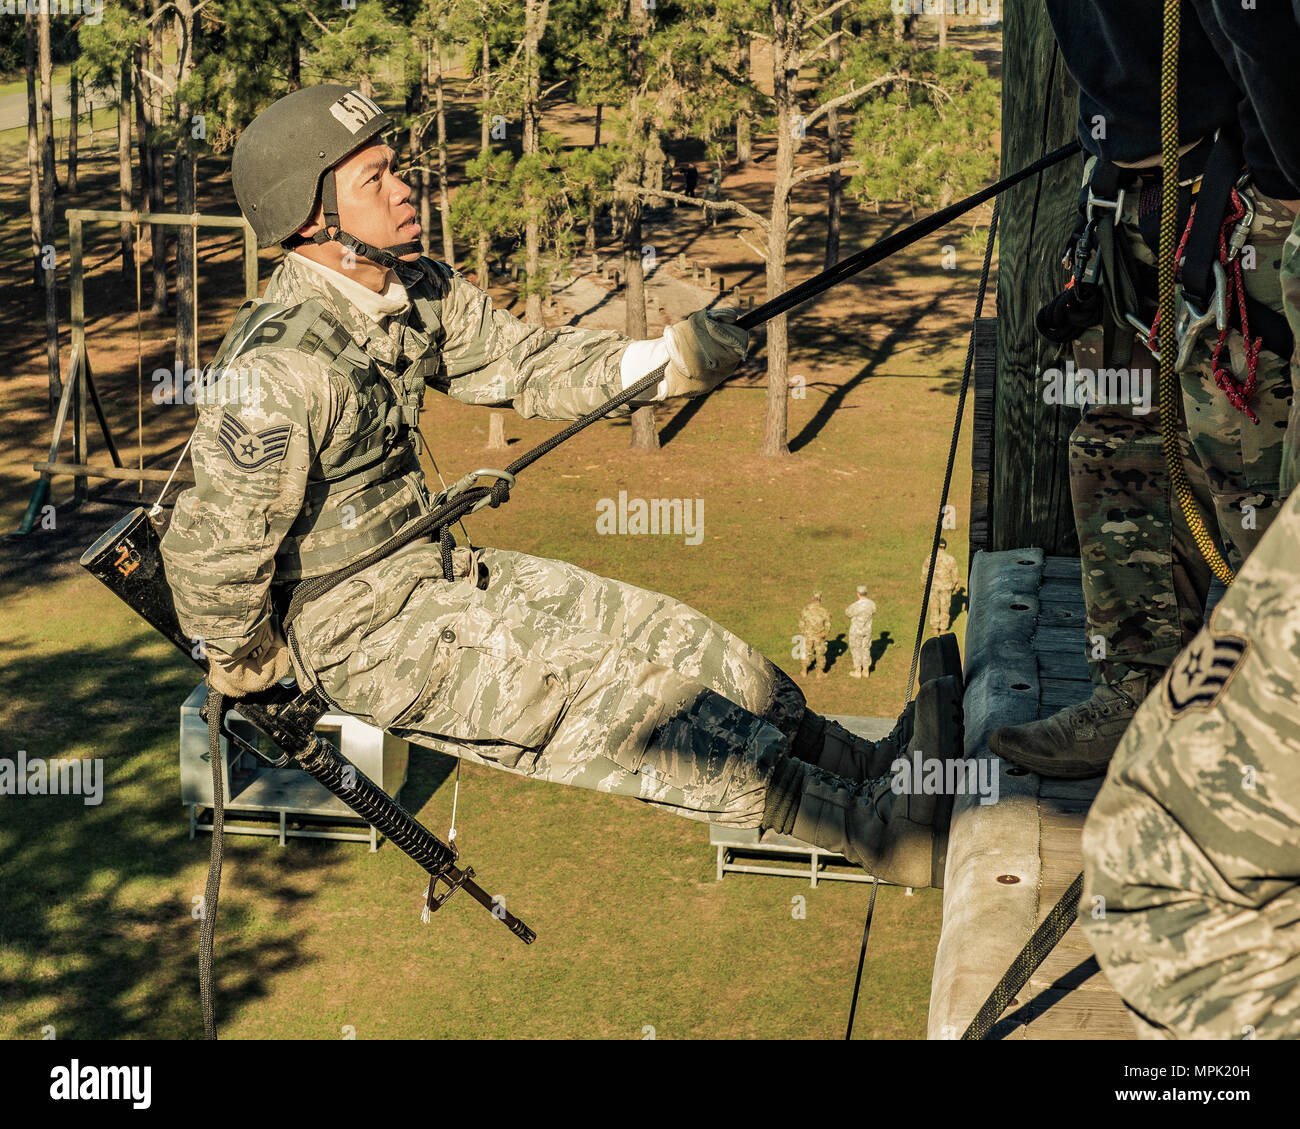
[16,209,259,535]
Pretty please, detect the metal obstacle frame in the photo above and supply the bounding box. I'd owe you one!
[17,209,259,534]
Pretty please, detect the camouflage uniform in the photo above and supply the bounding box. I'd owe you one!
[162,253,807,829]
[1081,486,1300,1039]
[797,597,831,675]
[844,595,876,677]
[1070,169,1297,686]
[922,548,961,634]
[1283,213,1300,497]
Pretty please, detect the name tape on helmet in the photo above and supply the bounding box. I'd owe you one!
[330,91,384,134]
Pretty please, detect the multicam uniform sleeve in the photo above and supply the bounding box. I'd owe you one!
[428,264,637,421]
[1081,493,1300,1039]
[159,351,335,665]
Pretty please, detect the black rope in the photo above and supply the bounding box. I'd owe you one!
[906,201,1001,706]
[743,142,1078,330]
[961,872,1084,1040]
[200,686,226,1041]
[282,144,1081,634]
[844,876,879,1040]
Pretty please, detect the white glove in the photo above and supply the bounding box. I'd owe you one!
[206,620,294,699]
[620,308,749,401]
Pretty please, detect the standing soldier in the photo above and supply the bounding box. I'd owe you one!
[798,591,832,678]
[683,162,699,198]
[922,539,961,635]
[845,585,877,678]
[990,2,1299,781]
[705,164,723,203]
[157,85,964,891]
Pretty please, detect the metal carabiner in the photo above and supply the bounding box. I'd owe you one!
[1125,313,1161,362]
[433,468,517,515]
[1225,180,1256,264]
[1174,262,1228,372]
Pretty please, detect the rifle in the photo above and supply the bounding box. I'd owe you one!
[81,506,536,945]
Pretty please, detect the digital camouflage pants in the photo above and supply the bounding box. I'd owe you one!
[848,631,872,674]
[290,542,807,828]
[1071,184,1298,685]
[1081,485,1300,1039]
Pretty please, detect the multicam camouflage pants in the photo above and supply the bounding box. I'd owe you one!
[290,542,807,828]
[1282,211,1300,494]
[804,635,827,674]
[1081,486,1300,1039]
[1071,181,1298,684]
[929,588,957,634]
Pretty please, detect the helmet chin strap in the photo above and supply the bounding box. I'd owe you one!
[308,168,426,287]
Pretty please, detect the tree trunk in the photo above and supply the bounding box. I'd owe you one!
[25,13,41,290]
[624,205,659,449]
[287,28,301,91]
[522,0,550,324]
[67,70,78,194]
[938,6,947,51]
[174,1,198,371]
[420,40,433,255]
[411,40,429,254]
[433,38,454,264]
[626,0,658,450]
[584,104,603,264]
[733,35,751,166]
[119,63,135,281]
[824,6,842,269]
[625,194,658,449]
[148,12,167,318]
[133,42,149,210]
[759,0,799,458]
[38,7,61,414]
[476,31,491,288]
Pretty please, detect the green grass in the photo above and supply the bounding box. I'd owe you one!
[0,573,946,1039]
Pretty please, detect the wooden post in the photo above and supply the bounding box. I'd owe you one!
[486,412,507,450]
[992,0,1082,554]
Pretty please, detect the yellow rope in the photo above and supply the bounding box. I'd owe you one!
[1159,0,1235,585]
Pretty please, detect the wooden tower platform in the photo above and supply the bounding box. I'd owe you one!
[927,548,1135,1040]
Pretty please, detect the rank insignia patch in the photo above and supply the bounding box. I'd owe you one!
[217,413,292,471]
[1164,631,1249,718]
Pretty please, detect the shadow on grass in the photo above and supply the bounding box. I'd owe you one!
[0,630,344,1038]
[788,289,948,454]
[871,630,896,672]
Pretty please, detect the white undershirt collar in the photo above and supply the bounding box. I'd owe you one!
[288,251,411,323]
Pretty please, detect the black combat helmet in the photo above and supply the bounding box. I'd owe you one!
[232,84,422,281]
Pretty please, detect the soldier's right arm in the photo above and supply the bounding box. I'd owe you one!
[160,350,336,666]
[431,265,631,421]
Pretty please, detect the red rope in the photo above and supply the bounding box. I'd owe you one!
[1148,190,1262,423]
[1209,189,1261,424]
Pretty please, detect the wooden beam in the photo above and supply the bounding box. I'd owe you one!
[993,1,1083,554]
[33,461,194,484]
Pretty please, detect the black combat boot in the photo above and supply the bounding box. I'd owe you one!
[765,676,964,889]
[789,634,963,783]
